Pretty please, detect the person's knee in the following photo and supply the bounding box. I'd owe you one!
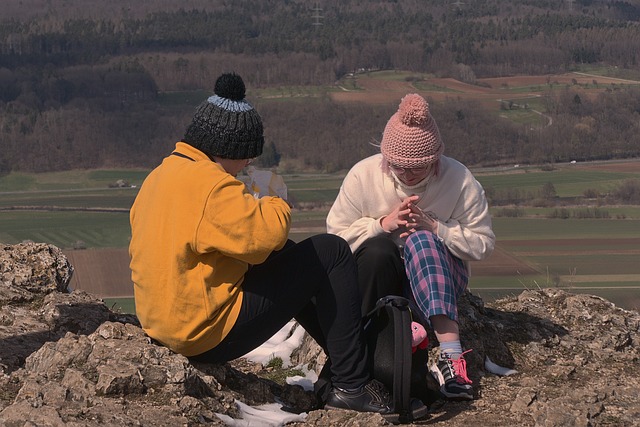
[313,232,348,247]
[310,233,353,265]
[404,230,439,258]
[405,230,437,248]
[356,236,400,264]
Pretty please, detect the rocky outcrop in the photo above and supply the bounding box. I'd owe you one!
[1,243,639,426]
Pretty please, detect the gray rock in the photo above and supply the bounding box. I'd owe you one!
[1,243,639,426]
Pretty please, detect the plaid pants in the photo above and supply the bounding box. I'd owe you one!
[403,230,469,323]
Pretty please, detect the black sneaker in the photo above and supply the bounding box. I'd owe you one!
[325,379,429,423]
[429,349,474,401]
[324,379,393,414]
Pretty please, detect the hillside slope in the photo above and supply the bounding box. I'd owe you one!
[1,243,639,426]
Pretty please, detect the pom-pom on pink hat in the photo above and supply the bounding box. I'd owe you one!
[380,93,444,168]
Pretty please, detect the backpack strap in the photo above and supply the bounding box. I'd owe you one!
[367,296,414,422]
[390,299,413,422]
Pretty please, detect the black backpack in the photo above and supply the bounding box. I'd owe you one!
[365,295,439,423]
[314,295,439,422]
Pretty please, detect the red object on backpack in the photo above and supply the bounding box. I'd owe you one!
[411,322,429,353]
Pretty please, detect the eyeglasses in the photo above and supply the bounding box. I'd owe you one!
[245,158,256,166]
[388,163,429,175]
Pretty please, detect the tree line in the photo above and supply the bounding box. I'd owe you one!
[1,0,640,174]
[2,0,640,81]
[1,84,639,175]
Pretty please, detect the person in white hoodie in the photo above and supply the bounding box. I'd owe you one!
[327,93,495,401]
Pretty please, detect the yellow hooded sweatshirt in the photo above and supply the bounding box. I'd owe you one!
[129,142,291,356]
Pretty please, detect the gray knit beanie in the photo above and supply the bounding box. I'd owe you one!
[183,73,264,159]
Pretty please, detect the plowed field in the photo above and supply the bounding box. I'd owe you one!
[64,248,133,297]
[330,71,640,106]
[63,242,540,298]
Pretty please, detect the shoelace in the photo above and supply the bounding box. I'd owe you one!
[444,349,473,384]
[450,349,473,385]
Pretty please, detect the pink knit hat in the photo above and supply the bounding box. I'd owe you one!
[380,94,444,168]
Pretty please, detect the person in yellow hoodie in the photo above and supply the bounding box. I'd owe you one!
[129,73,426,420]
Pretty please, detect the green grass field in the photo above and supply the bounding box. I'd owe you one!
[0,189,137,209]
[2,163,639,311]
[573,64,640,81]
[492,217,640,240]
[498,108,549,126]
[0,211,132,248]
[103,297,136,315]
[476,168,639,197]
[0,169,150,191]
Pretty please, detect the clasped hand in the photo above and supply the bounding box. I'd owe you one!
[381,195,438,237]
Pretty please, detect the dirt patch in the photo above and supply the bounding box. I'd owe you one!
[63,243,536,299]
[330,90,402,105]
[430,78,491,94]
[330,71,640,107]
[479,72,639,88]
[61,238,638,298]
[471,238,640,276]
[501,237,640,248]
[470,245,539,276]
[570,160,640,173]
[498,238,640,256]
[354,78,416,92]
[64,248,133,298]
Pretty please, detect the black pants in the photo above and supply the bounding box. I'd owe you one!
[190,234,369,390]
[354,235,408,317]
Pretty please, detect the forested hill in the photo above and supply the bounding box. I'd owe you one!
[3,0,640,81]
[1,0,640,173]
